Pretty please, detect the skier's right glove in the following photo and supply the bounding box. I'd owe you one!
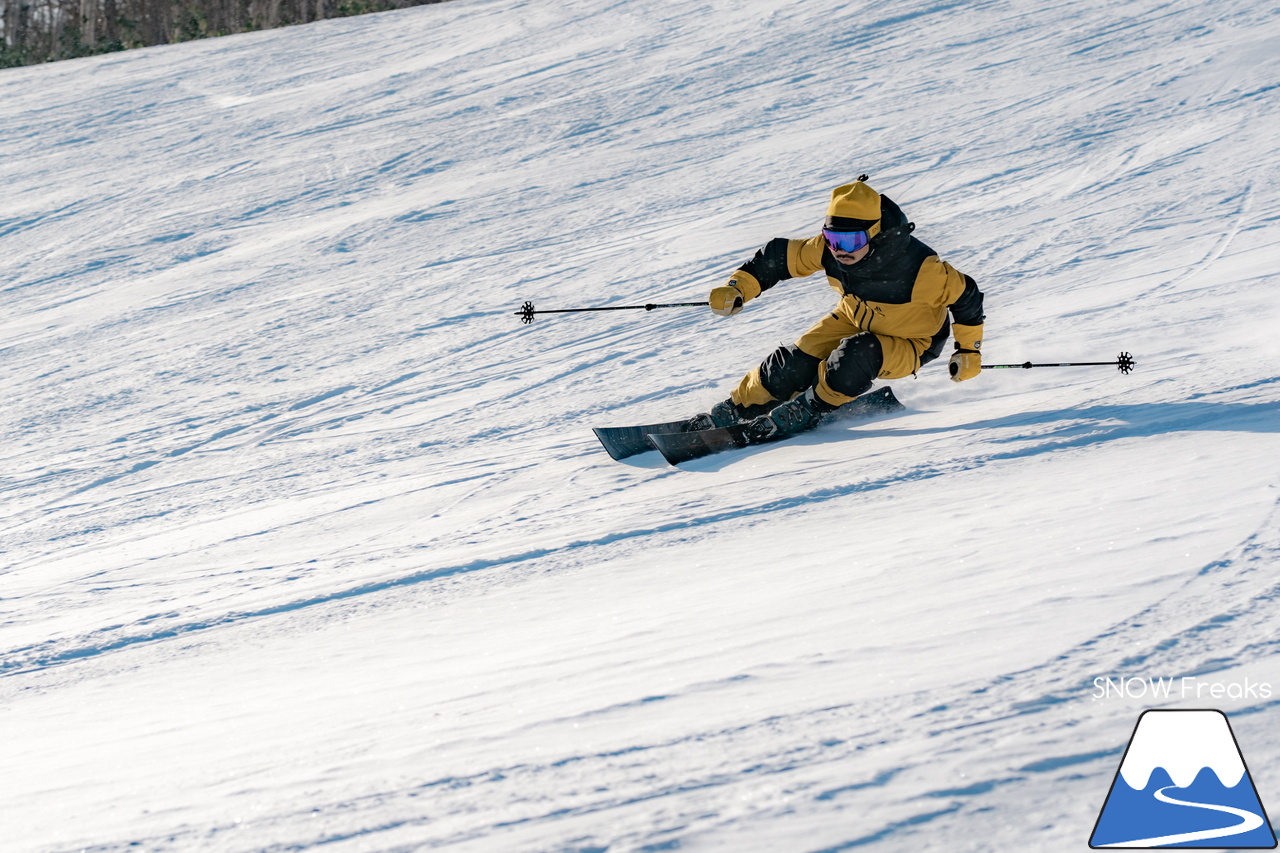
[948,322,984,382]
[710,283,744,317]
[709,273,761,317]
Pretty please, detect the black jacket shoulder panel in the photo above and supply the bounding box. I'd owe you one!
[949,274,985,325]
[738,237,792,292]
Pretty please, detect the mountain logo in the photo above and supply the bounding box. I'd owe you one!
[1090,709,1277,848]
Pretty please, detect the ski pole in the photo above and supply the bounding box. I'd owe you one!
[982,351,1135,374]
[515,300,708,324]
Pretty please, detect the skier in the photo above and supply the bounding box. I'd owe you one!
[691,177,985,439]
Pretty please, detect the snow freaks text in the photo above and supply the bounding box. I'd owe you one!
[1093,676,1274,701]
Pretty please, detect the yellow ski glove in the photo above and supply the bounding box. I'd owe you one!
[710,284,744,317]
[949,323,983,382]
[709,273,762,317]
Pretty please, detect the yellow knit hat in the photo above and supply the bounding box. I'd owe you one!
[826,178,882,238]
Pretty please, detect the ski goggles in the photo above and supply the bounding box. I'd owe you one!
[822,228,870,254]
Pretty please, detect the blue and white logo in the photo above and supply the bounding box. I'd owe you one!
[1091,709,1276,848]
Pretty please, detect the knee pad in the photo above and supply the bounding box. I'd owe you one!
[823,333,884,399]
[758,344,820,401]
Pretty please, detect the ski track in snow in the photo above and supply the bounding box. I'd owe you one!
[3,0,1280,850]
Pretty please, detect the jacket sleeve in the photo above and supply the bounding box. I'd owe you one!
[733,235,826,296]
[948,274,985,326]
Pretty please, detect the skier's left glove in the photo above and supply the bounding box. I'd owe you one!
[949,323,983,382]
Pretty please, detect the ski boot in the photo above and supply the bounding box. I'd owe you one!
[685,398,774,432]
[743,387,836,441]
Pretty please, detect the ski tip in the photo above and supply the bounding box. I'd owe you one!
[591,427,628,461]
[646,431,713,465]
[644,431,689,465]
[834,385,905,420]
[593,419,695,462]
[869,385,904,408]
[647,424,751,465]
[883,386,905,410]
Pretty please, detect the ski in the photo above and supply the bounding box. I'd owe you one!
[646,421,765,463]
[647,386,905,465]
[592,419,694,461]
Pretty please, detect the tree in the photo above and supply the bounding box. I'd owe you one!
[1,0,449,67]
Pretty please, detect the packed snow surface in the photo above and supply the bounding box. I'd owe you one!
[3,0,1280,850]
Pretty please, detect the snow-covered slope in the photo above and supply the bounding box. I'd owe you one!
[3,0,1280,850]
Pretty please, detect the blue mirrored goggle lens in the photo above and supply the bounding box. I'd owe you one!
[822,229,870,254]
